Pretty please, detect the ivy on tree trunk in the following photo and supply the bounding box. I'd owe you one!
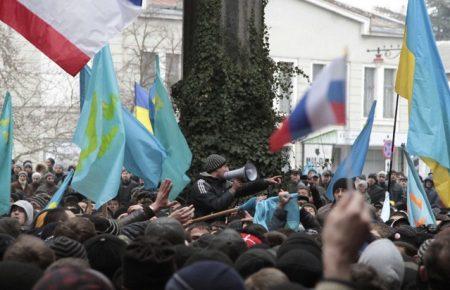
[173,0,303,178]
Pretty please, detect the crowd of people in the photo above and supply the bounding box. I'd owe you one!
[0,154,449,290]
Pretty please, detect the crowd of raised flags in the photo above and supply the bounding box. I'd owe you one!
[0,0,449,289]
[0,0,447,231]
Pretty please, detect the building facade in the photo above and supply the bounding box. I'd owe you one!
[266,0,409,175]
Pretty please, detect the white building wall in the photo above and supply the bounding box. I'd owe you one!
[266,0,408,174]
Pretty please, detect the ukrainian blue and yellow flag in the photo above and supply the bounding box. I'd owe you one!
[153,55,192,200]
[134,83,154,134]
[72,46,126,207]
[0,92,13,215]
[403,147,436,227]
[396,0,450,207]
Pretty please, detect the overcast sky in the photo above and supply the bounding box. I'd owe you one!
[337,0,408,14]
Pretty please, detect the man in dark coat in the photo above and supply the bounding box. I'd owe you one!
[191,154,281,218]
[116,169,139,205]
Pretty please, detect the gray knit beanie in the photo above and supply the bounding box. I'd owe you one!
[48,236,88,260]
[204,154,226,173]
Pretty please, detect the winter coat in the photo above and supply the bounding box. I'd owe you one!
[191,172,270,218]
[11,181,34,197]
[116,179,139,205]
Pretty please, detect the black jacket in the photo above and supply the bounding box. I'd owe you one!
[368,183,385,204]
[191,172,270,217]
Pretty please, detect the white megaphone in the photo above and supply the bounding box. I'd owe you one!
[223,162,258,182]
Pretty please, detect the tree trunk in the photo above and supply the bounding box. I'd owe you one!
[183,0,264,78]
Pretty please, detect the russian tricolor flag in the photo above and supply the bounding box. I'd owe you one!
[269,56,347,152]
[0,0,142,76]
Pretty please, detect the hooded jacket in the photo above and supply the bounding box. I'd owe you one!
[11,200,34,229]
[191,172,270,217]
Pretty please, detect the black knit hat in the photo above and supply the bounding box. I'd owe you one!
[87,216,120,236]
[123,236,176,290]
[235,249,276,278]
[276,249,323,288]
[204,154,227,173]
[30,195,49,209]
[207,229,247,262]
[84,234,127,279]
[332,178,354,194]
[166,261,245,290]
[277,232,322,261]
[0,261,44,290]
[48,236,88,260]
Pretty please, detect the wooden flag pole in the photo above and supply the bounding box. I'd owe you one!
[187,207,239,224]
[387,94,400,193]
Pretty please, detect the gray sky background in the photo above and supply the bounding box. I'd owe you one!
[337,0,408,14]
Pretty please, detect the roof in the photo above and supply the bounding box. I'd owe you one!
[303,0,404,37]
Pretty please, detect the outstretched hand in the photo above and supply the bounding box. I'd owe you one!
[266,176,282,185]
[278,191,291,208]
[150,179,176,213]
[322,192,371,281]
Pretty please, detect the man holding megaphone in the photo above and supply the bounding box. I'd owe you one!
[191,154,281,218]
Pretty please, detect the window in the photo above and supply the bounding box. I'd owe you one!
[165,53,181,88]
[278,61,294,115]
[364,67,375,117]
[312,63,325,80]
[141,51,157,88]
[384,68,395,118]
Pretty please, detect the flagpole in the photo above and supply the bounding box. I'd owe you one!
[387,94,400,193]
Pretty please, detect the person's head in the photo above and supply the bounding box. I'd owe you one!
[377,171,387,184]
[321,170,332,185]
[207,229,247,262]
[399,176,407,189]
[358,239,405,290]
[48,236,88,261]
[44,172,55,185]
[297,185,311,199]
[84,234,127,280]
[32,172,42,183]
[187,222,210,242]
[166,261,245,290]
[54,217,96,243]
[107,199,120,213]
[204,154,228,179]
[10,200,33,226]
[0,218,21,238]
[420,229,450,290]
[33,266,114,290]
[46,158,55,169]
[18,171,28,183]
[54,164,64,174]
[46,257,91,272]
[245,268,289,290]
[0,261,43,290]
[24,163,33,173]
[367,173,377,186]
[276,249,322,288]
[332,178,354,202]
[121,169,131,182]
[350,263,388,290]
[123,236,176,290]
[424,177,434,189]
[290,170,300,183]
[307,172,319,185]
[13,164,22,174]
[356,179,368,194]
[235,249,276,278]
[34,208,69,229]
[145,217,186,245]
[3,235,55,270]
[302,203,317,217]
[35,163,47,174]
